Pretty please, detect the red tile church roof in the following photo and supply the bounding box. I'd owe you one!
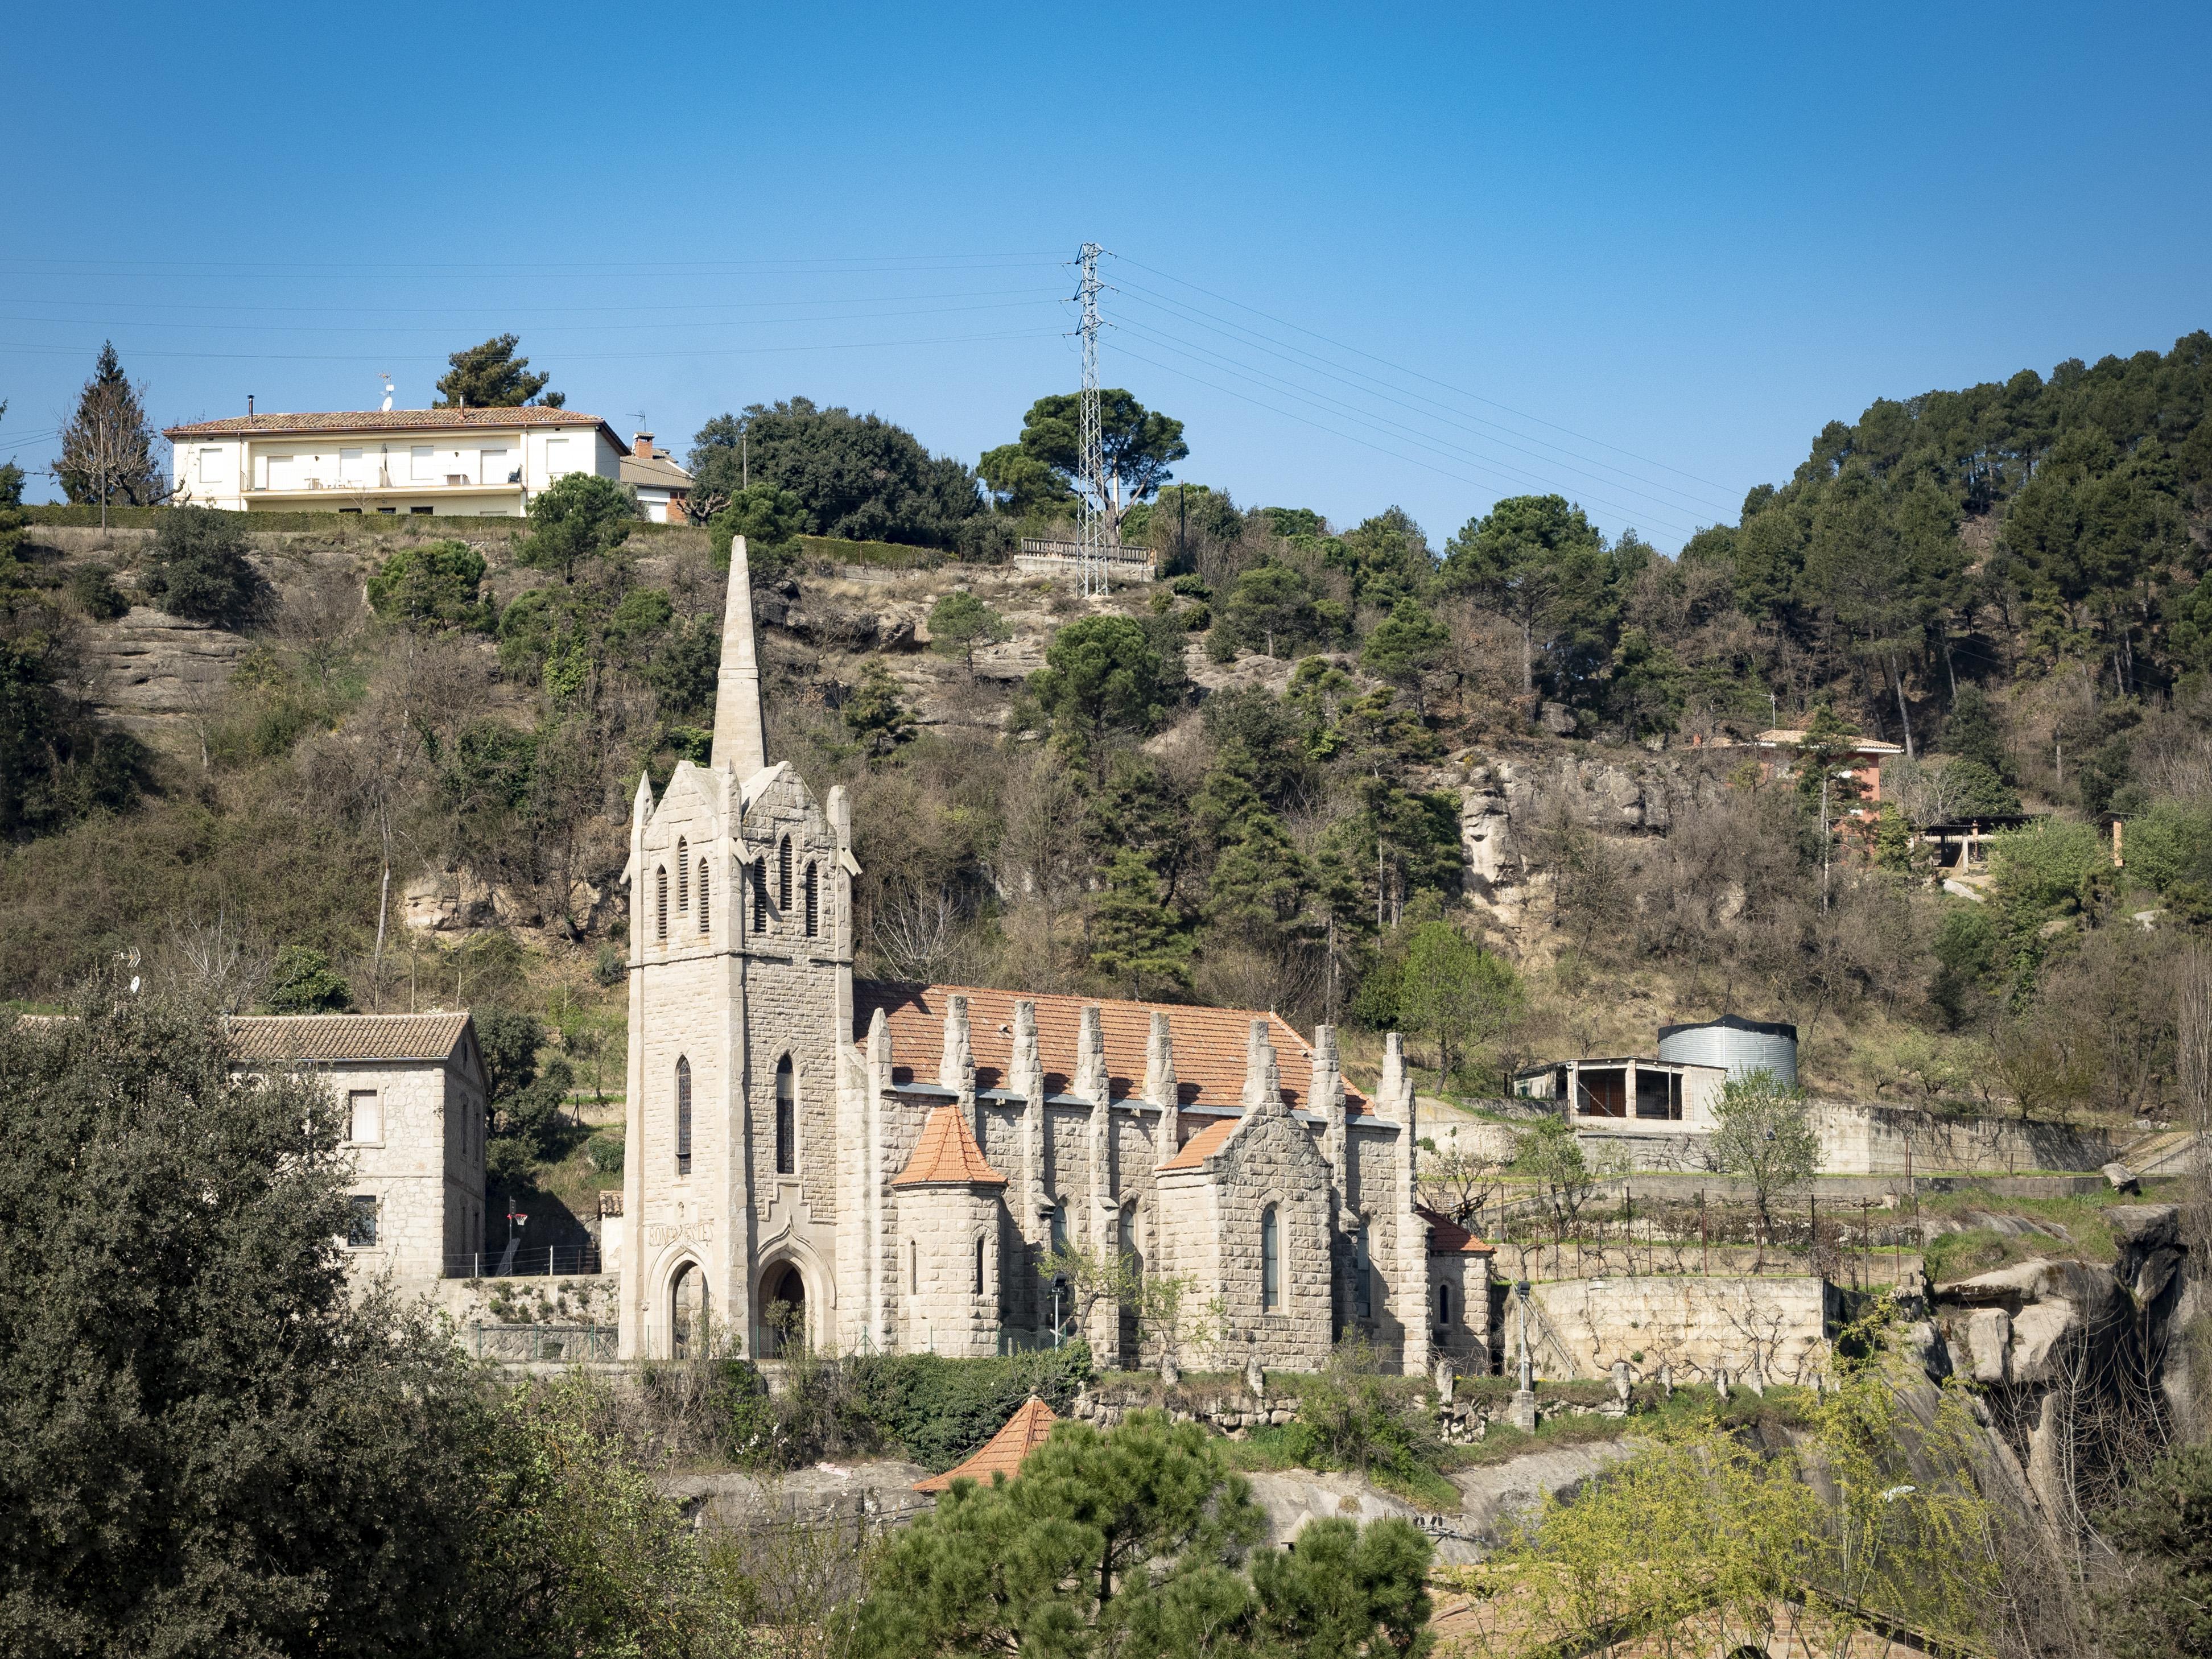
[853,982,1366,1116]
[1418,1207,1497,1256]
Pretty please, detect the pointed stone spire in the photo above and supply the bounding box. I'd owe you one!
[1241,1019,1281,1111]
[1380,1031,1409,1123]
[1079,1006,1111,1244]
[1311,1023,1347,1179]
[710,535,767,777]
[1073,1005,1108,1104]
[866,1005,893,1082]
[1013,1000,1046,1223]
[1145,1012,1178,1169]
[940,993,974,1093]
[632,767,655,827]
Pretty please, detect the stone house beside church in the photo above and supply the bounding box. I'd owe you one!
[615,536,1491,1374]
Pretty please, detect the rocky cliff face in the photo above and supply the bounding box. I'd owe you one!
[1922,1204,2200,1538]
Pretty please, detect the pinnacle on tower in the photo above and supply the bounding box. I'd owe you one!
[1240,1020,1281,1111]
[711,535,768,776]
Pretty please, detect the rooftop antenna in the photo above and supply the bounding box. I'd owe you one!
[1073,242,1108,597]
[379,373,395,413]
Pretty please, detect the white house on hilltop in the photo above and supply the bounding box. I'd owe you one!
[163,407,631,517]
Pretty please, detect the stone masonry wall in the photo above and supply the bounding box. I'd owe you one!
[1511,1276,1831,1385]
[1161,1103,1334,1374]
[894,1185,1001,1357]
[332,1059,469,1282]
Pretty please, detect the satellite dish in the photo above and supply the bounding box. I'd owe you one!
[379,373,395,413]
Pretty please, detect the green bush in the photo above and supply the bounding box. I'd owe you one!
[67,564,129,620]
[263,946,348,1013]
[142,507,273,630]
[366,539,492,632]
[585,1131,624,1175]
[837,1343,1093,1473]
[592,943,627,987]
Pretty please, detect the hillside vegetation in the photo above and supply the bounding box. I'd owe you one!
[3,336,2210,1130]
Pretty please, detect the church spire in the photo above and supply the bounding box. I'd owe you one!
[711,535,768,776]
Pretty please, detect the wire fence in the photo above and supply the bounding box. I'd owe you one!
[468,1323,620,1363]
[443,1243,603,1279]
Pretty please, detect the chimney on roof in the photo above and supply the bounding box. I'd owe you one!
[247,393,254,415]
[634,431,654,459]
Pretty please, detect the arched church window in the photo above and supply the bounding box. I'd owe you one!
[1261,1205,1280,1313]
[774,1055,795,1175]
[909,1239,918,1295]
[655,866,668,941]
[1436,1281,1451,1327]
[675,1057,692,1177]
[778,836,792,911]
[804,863,819,937]
[753,861,767,932]
[974,1235,986,1296]
[676,838,688,910]
[699,865,710,933]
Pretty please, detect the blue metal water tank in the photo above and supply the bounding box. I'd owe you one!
[1654,1015,1798,1086]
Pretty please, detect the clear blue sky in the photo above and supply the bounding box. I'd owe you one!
[5,2,2207,550]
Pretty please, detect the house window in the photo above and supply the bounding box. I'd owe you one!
[198,447,224,483]
[480,448,508,484]
[655,866,668,940]
[1352,1224,1372,1321]
[778,837,791,910]
[410,505,434,515]
[675,1057,692,1177]
[346,1195,379,1247]
[265,455,295,489]
[975,1235,987,1296]
[544,438,571,477]
[339,447,368,484]
[676,839,688,911]
[1261,1206,1280,1313]
[410,445,435,482]
[774,1056,795,1175]
[699,865,711,933]
[348,1089,382,1144]
[752,862,767,932]
[804,863,819,937]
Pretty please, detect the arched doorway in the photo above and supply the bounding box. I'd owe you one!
[670,1261,707,1360]
[760,1262,806,1357]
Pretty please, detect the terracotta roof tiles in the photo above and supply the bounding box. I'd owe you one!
[163,407,624,448]
[1418,1206,1496,1256]
[853,982,1365,1117]
[227,1013,474,1065]
[912,1397,1059,1493]
[892,1104,1008,1187]
[1161,1116,1241,1171]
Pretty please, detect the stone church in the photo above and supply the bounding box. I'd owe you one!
[616,539,1489,1373]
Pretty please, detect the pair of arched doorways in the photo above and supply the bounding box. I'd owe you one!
[666,1260,809,1358]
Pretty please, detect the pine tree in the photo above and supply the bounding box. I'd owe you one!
[1089,849,1191,999]
[57,341,164,522]
[844,661,917,761]
[435,334,562,408]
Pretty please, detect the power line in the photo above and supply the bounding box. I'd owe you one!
[1113,314,1708,534]
[0,327,1064,365]
[1114,253,1740,499]
[0,285,1057,320]
[1111,279,1737,519]
[0,296,1059,339]
[1114,340,1699,542]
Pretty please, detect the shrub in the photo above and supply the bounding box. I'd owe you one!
[592,943,627,987]
[67,563,129,620]
[585,1131,624,1175]
[263,945,348,1013]
[142,507,272,629]
[845,1343,1093,1472]
[366,539,492,632]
